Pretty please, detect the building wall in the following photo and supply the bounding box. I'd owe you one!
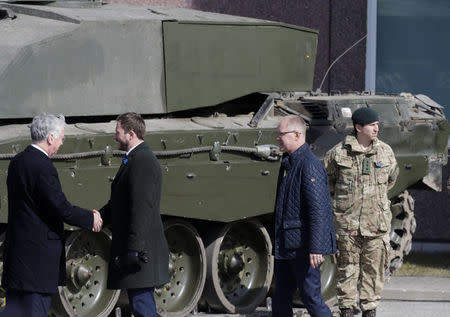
[328,1,367,93]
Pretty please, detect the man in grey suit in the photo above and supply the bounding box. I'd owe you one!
[100,112,169,317]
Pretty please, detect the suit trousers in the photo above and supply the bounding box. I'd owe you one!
[0,289,52,317]
[273,257,332,317]
[128,287,156,317]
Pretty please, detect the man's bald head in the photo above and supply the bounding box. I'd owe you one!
[281,115,306,134]
[277,115,307,154]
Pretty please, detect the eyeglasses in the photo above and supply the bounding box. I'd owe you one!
[277,130,300,137]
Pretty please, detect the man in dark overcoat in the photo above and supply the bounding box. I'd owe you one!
[1,113,102,317]
[272,115,337,317]
[100,112,169,317]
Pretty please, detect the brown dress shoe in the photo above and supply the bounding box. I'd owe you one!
[362,309,376,317]
[340,308,354,317]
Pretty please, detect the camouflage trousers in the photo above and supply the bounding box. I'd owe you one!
[336,234,390,311]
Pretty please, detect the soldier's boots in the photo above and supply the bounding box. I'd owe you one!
[362,309,376,317]
[340,308,354,317]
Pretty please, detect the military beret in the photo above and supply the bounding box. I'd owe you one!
[352,107,379,126]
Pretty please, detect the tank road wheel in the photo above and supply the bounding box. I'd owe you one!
[388,190,416,277]
[50,229,120,317]
[155,220,206,317]
[203,220,274,314]
[292,254,337,307]
[319,255,337,305]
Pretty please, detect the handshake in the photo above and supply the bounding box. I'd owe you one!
[92,209,103,232]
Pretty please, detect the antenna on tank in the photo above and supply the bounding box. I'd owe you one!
[318,34,368,92]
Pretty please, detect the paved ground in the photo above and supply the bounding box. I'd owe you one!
[383,276,450,302]
[373,276,450,317]
[113,276,450,316]
[272,276,450,317]
[314,276,450,317]
[375,301,450,317]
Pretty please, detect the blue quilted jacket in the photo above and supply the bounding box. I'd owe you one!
[274,143,337,259]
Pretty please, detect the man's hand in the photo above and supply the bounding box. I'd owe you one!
[92,209,103,232]
[310,253,324,269]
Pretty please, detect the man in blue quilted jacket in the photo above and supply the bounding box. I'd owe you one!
[273,115,337,317]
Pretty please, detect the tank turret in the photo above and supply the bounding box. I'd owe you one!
[0,2,316,118]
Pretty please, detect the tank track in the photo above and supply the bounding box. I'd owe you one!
[387,190,416,278]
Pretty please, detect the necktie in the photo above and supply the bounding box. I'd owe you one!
[122,154,128,165]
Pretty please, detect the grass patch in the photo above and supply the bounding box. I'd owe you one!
[394,252,450,277]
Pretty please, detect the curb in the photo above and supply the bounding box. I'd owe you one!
[383,276,450,302]
[382,288,450,302]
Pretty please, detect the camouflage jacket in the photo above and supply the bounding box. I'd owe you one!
[324,135,398,236]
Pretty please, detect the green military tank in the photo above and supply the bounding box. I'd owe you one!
[0,1,449,316]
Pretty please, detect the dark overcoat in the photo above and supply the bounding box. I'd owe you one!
[100,142,169,289]
[2,145,93,293]
[274,143,337,259]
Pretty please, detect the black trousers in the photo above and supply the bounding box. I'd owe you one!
[273,256,332,317]
[0,289,52,317]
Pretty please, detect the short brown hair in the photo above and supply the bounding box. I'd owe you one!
[116,112,146,140]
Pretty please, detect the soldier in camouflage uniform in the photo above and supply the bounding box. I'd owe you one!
[324,108,398,317]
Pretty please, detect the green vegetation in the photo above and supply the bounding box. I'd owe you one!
[394,252,450,277]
